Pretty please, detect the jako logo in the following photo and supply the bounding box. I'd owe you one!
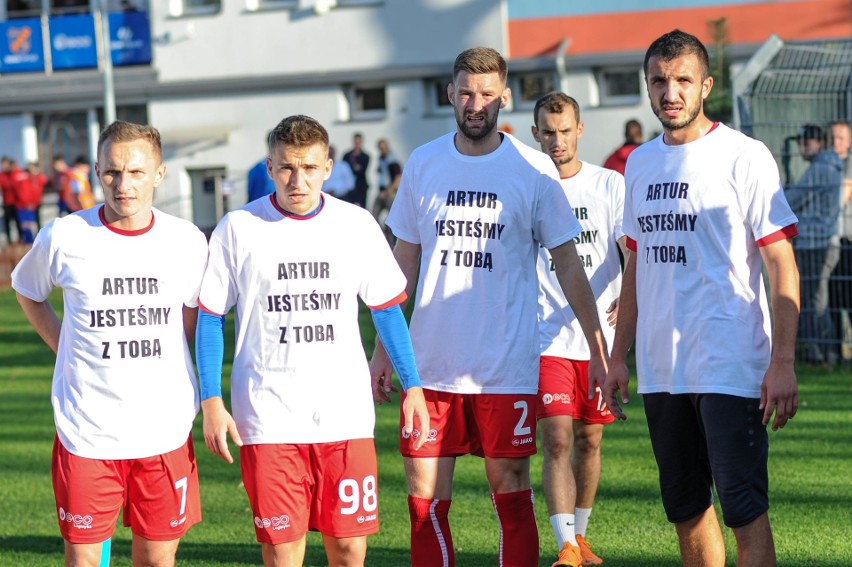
[542,392,571,405]
[401,428,438,442]
[357,514,377,524]
[59,507,93,529]
[169,516,187,528]
[511,437,534,446]
[255,514,290,531]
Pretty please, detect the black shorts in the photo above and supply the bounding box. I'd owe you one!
[643,393,769,528]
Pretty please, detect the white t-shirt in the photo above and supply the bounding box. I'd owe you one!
[386,132,582,394]
[623,124,798,397]
[538,162,624,359]
[11,206,207,459]
[198,194,406,444]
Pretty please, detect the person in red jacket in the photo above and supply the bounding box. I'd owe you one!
[14,162,49,244]
[603,119,644,175]
[1,156,19,244]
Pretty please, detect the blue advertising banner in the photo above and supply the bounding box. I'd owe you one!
[108,11,151,66]
[0,18,45,73]
[50,14,97,70]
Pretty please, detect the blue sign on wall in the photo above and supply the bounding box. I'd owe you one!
[50,14,98,70]
[108,11,151,66]
[0,18,45,73]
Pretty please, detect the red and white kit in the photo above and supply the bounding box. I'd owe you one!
[198,194,407,445]
[387,132,582,395]
[12,206,207,459]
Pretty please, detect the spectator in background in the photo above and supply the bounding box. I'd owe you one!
[1,156,20,244]
[828,121,852,361]
[247,131,276,203]
[342,132,370,208]
[603,119,643,175]
[14,162,48,244]
[786,124,844,365]
[51,155,71,217]
[61,156,96,213]
[372,138,403,246]
[321,145,356,198]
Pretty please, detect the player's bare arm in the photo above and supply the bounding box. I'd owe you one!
[549,240,609,389]
[16,292,61,354]
[200,396,243,464]
[758,237,800,430]
[604,252,637,420]
[182,305,199,343]
[370,238,421,404]
[605,236,631,328]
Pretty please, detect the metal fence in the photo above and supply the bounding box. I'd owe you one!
[736,36,852,365]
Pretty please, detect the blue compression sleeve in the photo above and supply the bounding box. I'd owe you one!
[371,304,422,391]
[98,538,111,567]
[196,310,225,400]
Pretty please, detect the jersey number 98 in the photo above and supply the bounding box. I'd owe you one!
[338,475,378,515]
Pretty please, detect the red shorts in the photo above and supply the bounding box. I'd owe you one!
[240,439,379,544]
[536,356,614,424]
[51,435,201,544]
[399,390,538,458]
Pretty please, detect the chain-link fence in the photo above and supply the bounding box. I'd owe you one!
[736,36,852,366]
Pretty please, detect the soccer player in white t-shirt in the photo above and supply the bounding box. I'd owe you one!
[603,30,800,567]
[370,47,608,567]
[531,92,628,567]
[12,121,208,567]
[195,115,428,567]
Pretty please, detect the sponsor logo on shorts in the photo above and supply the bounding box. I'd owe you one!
[254,514,291,531]
[169,516,187,528]
[59,507,93,530]
[541,392,571,405]
[511,436,534,446]
[401,427,438,442]
[356,513,377,524]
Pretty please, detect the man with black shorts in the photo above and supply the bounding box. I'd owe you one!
[13,121,207,567]
[371,47,607,567]
[195,114,428,567]
[532,91,627,566]
[603,30,800,566]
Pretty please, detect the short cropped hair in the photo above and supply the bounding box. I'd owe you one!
[533,92,580,127]
[644,29,710,80]
[268,115,329,154]
[797,124,825,144]
[98,120,162,162]
[453,47,507,83]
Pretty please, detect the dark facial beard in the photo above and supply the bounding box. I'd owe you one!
[652,96,702,131]
[456,107,499,142]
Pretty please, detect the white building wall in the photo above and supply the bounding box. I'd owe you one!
[150,0,506,81]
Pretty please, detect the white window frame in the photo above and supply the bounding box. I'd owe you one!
[425,76,454,116]
[595,67,642,106]
[509,72,556,111]
[169,0,221,17]
[348,83,387,121]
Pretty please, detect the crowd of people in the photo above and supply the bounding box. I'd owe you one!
[784,121,852,365]
[0,154,96,245]
[4,28,826,567]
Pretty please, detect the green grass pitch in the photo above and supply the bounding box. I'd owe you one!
[1,288,851,566]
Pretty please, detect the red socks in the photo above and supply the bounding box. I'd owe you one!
[408,490,539,567]
[409,495,455,567]
[491,489,540,567]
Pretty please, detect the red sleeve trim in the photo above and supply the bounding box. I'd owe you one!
[368,290,408,311]
[626,236,637,251]
[756,224,798,247]
[198,299,224,317]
